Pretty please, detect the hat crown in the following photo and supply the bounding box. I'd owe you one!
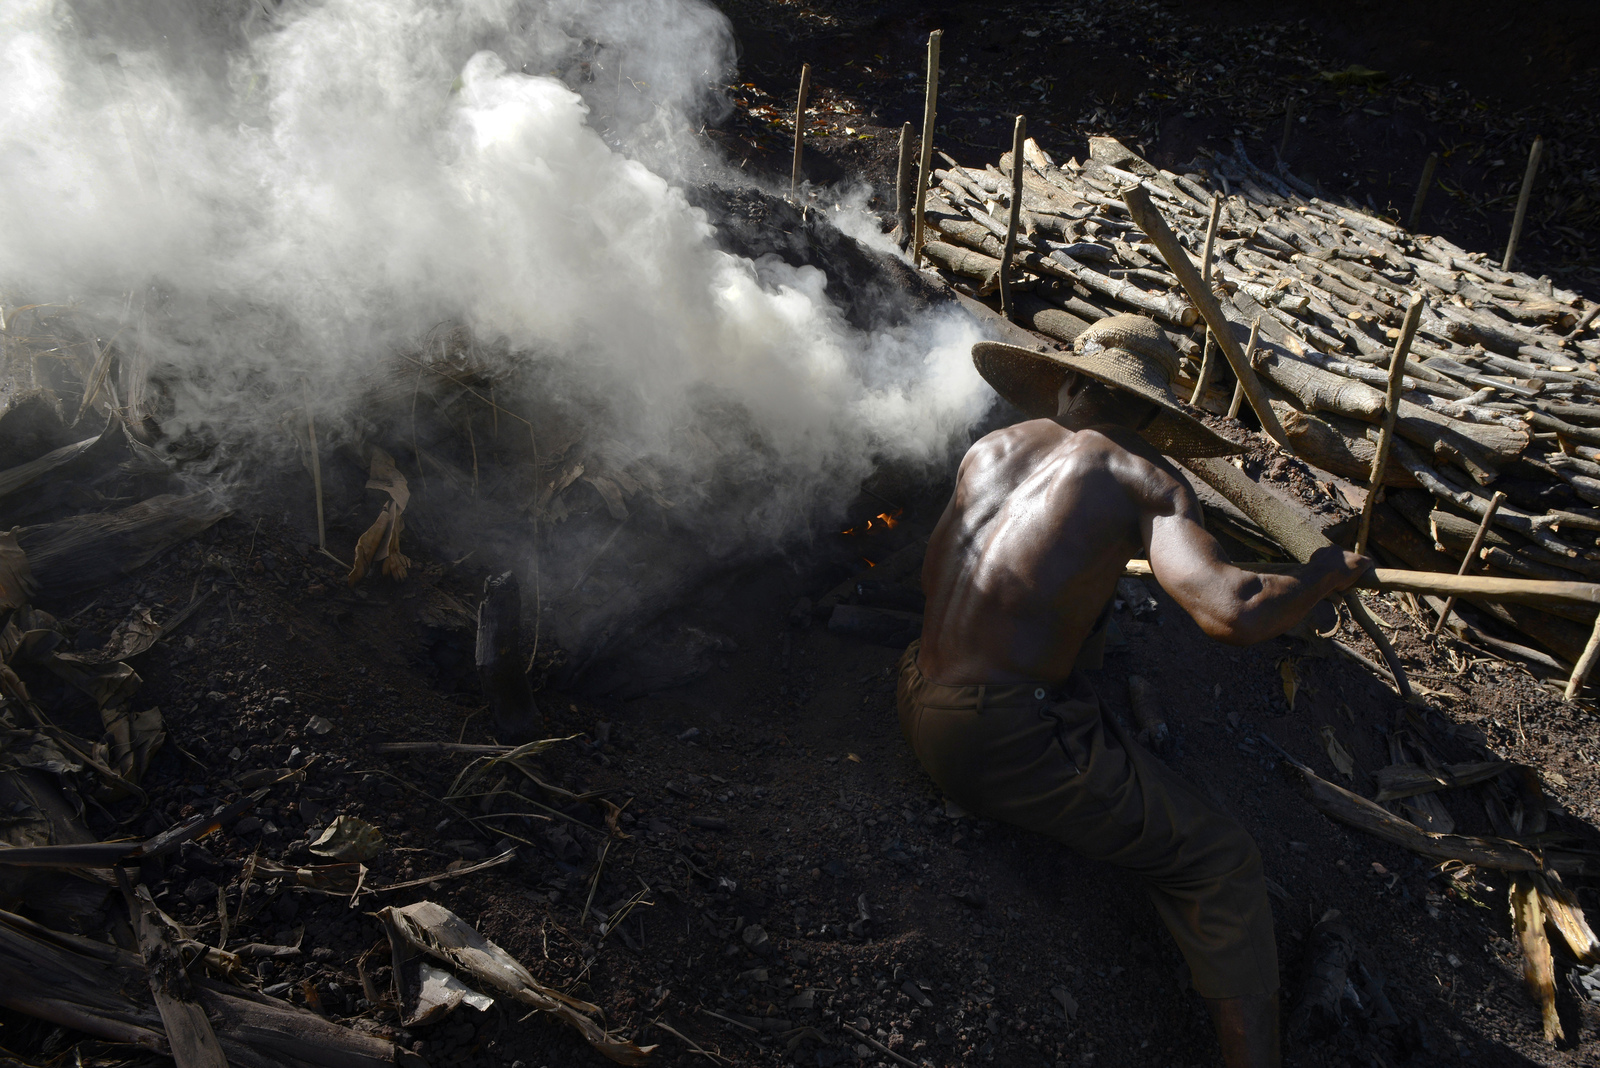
[1073,315,1180,386]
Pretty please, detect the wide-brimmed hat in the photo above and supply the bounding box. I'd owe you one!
[971,314,1241,458]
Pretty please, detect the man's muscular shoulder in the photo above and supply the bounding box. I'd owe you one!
[962,420,1192,513]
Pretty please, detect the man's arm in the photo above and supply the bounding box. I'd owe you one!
[1140,479,1369,646]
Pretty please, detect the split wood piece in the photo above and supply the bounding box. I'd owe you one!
[1271,403,1421,488]
[1502,137,1544,272]
[477,572,541,744]
[1407,153,1438,232]
[1278,757,1540,870]
[1178,456,1411,699]
[893,122,914,248]
[14,492,231,601]
[1355,293,1426,555]
[1431,491,1507,636]
[1044,248,1196,326]
[1122,185,1288,447]
[999,115,1026,319]
[790,63,810,192]
[1535,871,1600,963]
[1379,433,1577,556]
[1372,760,1510,802]
[922,241,999,293]
[911,30,941,265]
[1510,873,1563,1043]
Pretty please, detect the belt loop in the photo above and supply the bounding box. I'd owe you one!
[976,684,985,713]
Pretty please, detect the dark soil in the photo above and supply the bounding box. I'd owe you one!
[9,5,1600,1068]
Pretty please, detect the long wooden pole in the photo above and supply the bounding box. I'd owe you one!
[1502,135,1544,271]
[1355,293,1425,556]
[1122,185,1289,448]
[1123,559,1600,608]
[912,30,942,266]
[1407,152,1438,232]
[1431,490,1506,636]
[999,115,1026,318]
[790,63,811,193]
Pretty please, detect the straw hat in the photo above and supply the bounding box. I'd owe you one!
[971,315,1241,458]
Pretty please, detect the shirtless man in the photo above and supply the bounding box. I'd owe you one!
[897,315,1370,1067]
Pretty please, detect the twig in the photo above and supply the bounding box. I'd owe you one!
[842,1023,919,1068]
[999,115,1025,318]
[912,30,942,265]
[1431,491,1506,636]
[1355,293,1425,556]
[581,837,613,926]
[653,1019,730,1064]
[1502,136,1543,271]
[1190,327,1218,406]
[790,63,810,193]
[1200,193,1221,285]
[1408,152,1438,231]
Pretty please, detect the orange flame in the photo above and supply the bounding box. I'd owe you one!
[840,509,903,537]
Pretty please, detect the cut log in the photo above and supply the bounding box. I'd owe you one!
[476,572,541,744]
[1273,402,1421,487]
[922,241,1001,292]
[1012,296,1095,346]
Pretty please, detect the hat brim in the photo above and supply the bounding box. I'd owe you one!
[971,341,1242,459]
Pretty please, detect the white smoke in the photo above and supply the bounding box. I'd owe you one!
[0,0,988,549]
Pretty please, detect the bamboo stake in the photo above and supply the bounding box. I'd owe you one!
[912,30,942,266]
[1566,614,1600,701]
[790,63,811,193]
[1407,152,1438,232]
[1122,185,1290,447]
[894,121,915,247]
[1201,193,1222,285]
[999,115,1026,318]
[1189,327,1218,406]
[1431,490,1506,636]
[1354,292,1425,556]
[1225,318,1259,420]
[1502,136,1544,271]
[1122,560,1600,608]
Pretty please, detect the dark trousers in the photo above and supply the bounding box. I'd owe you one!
[896,641,1277,999]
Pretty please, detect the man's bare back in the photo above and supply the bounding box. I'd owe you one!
[918,412,1369,687]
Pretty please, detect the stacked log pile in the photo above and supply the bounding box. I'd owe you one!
[920,134,1600,676]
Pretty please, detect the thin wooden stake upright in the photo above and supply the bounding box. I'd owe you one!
[1567,614,1600,701]
[912,30,943,265]
[1355,293,1425,557]
[1225,317,1259,421]
[1503,136,1544,271]
[1408,152,1438,231]
[1431,490,1506,637]
[999,115,1026,318]
[1190,328,1217,407]
[1200,193,1221,285]
[791,63,811,193]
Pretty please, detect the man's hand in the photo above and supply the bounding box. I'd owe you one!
[1308,545,1373,594]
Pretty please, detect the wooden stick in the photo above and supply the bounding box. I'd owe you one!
[912,30,942,266]
[790,63,811,193]
[999,115,1026,318]
[1565,614,1600,701]
[1122,559,1600,607]
[1122,185,1290,447]
[1189,327,1218,406]
[1430,490,1506,636]
[1201,193,1222,285]
[894,121,914,247]
[1502,135,1543,271]
[1224,318,1259,420]
[1407,152,1438,232]
[1355,293,1425,556]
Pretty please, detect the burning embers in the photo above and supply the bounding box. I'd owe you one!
[840,509,902,538]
